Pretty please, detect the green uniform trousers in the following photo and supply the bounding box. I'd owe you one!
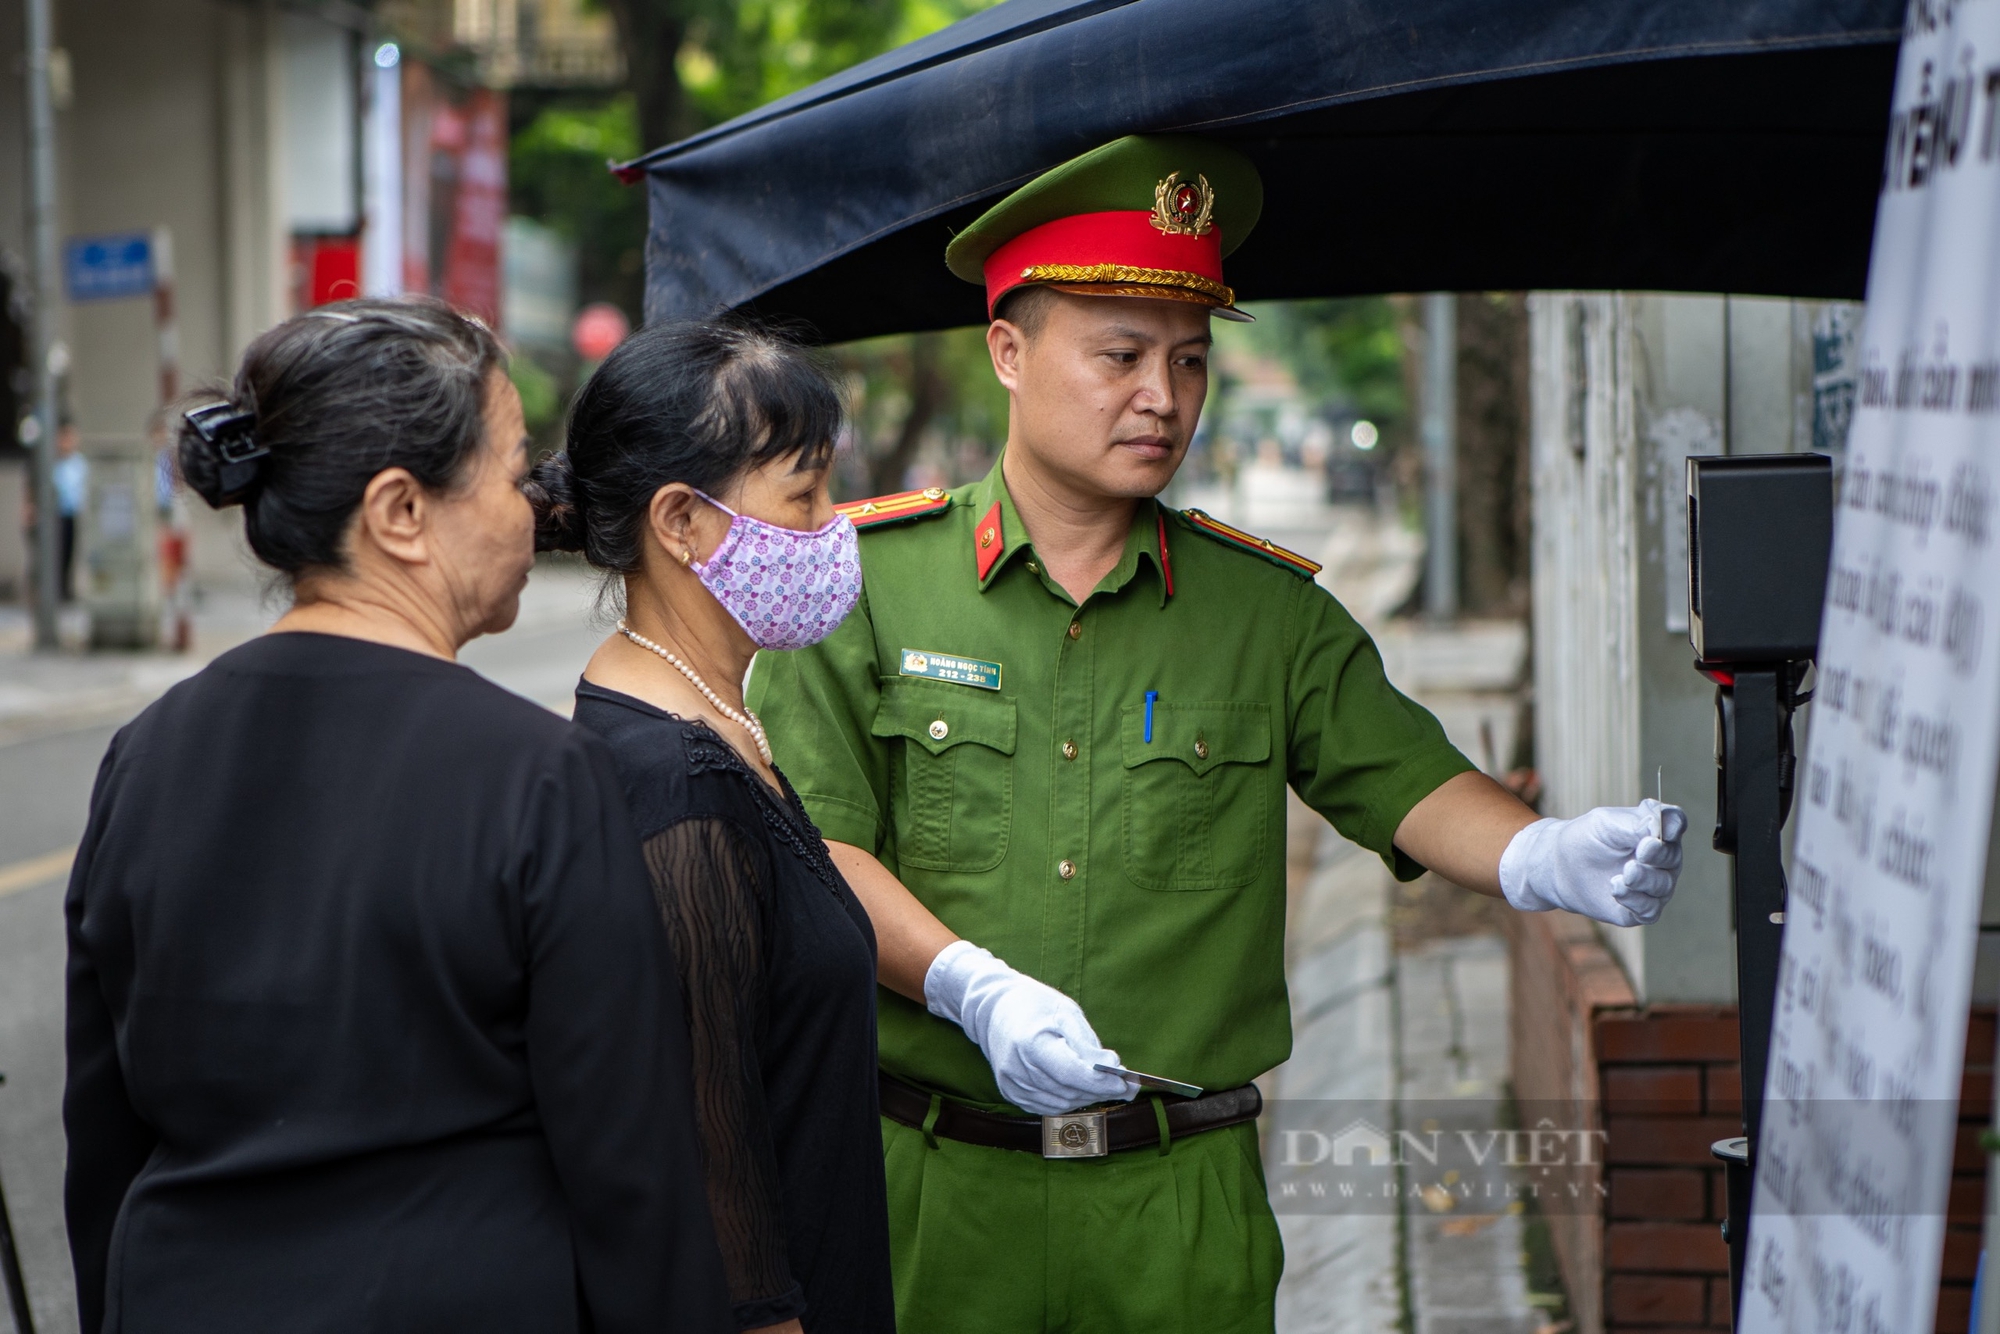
[881,1113,1283,1334]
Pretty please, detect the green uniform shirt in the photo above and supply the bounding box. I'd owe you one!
[747,462,1473,1109]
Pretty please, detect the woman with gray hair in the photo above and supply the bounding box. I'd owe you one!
[62,298,731,1334]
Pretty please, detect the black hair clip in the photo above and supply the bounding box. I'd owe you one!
[184,401,268,503]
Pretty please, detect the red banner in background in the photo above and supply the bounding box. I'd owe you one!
[290,234,360,311]
[399,65,505,325]
[442,90,505,326]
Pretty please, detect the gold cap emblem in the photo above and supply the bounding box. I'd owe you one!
[1151,171,1215,237]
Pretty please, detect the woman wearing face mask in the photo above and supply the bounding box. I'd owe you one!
[529,321,891,1334]
[63,299,731,1334]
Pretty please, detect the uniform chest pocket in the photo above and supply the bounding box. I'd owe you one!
[1120,702,1273,890]
[872,679,1018,873]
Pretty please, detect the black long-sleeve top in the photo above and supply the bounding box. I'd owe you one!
[574,682,895,1333]
[63,633,733,1334]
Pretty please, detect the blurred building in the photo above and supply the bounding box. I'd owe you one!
[436,0,623,87]
[0,0,611,619]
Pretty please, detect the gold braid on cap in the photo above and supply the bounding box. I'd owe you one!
[1017,263,1234,307]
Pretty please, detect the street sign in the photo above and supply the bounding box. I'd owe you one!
[64,232,153,302]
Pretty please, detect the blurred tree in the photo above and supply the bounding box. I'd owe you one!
[1242,298,1410,439]
[676,1,902,125]
[832,327,1009,497]
[510,353,564,437]
[513,0,1006,496]
[601,0,995,154]
[509,96,648,319]
[598,0,702,152]
[513,1,997,326]
[1454,293,1530,615]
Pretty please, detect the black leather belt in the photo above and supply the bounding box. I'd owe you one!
[879,1070,1262,1159]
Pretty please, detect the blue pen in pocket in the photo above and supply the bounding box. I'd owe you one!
[1144,690,1158,743]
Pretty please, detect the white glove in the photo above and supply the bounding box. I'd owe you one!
[1499,799,1687,927]
[923,940,1138,1116]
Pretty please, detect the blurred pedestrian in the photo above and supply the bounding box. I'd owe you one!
[51,416,86,602]
[63,297,732,1334]
[529,320,893,1334]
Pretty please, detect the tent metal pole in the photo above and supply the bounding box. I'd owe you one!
[1421,292,1457,621]
[0,1074,34,1334]
[23,0,62,650]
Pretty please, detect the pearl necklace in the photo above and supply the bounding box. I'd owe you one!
[616,620,772,764]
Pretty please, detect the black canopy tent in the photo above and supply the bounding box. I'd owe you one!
[628,0,1902,344]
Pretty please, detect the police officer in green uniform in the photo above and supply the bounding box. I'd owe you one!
[747,135,1687,1333]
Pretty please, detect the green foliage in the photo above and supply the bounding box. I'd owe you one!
[828,325,1010,497]
[674,0,1010,491]
[677,0,998,123]
[510,352,563,438]
[508,0,1011,489]
[510,95,648,319]
[1235,297,1409,431]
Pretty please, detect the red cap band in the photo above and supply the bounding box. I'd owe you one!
[983,211,1227,317]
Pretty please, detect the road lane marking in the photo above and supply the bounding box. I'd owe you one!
[0,846,75,899]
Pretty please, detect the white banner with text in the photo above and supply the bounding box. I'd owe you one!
[1741,3,2000,1330]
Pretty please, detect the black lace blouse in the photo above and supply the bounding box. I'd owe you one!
[574,682,895,1333]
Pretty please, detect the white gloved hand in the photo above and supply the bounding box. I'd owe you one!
[1499,799,1688,927]
[923,940,1138,1116]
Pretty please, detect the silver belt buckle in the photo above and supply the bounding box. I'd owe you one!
[1041,1110,1108,1159]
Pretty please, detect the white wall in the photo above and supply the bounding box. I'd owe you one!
[0,0,352,596]
[280,12,358,234]
[1530,292,1860,1003]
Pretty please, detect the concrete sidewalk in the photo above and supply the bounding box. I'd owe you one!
[0,558,605,739]
[1270,803,1556,1334]
[1398,935,1547,1334]
[1269,822,1404,1333]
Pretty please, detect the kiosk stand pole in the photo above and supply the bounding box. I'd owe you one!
[1706,662,1805,1326]
[1684,453,1833,1330]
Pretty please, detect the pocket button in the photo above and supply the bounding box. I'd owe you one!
[1194,735,1209,761]
[929,719,949,741]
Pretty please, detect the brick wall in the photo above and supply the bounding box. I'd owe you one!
[1506,908,1636,1334]
[1598,1006,1735,1331]
[1507,909,1996,1334]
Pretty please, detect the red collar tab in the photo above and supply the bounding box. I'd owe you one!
[836,487,950,530]
[1156,508,1175,598]
[983,211,1229,318]
[974,502,1006,581]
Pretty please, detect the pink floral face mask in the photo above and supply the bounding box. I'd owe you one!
[689,490,863,650]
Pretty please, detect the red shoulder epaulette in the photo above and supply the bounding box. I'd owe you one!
[836,487,952,530]
[1176,507,1323,577]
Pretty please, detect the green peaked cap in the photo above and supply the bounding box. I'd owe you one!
[944,134,1264,284]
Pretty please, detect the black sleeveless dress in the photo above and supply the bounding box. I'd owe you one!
[574,681,895,1333]
[64,634,730,1334]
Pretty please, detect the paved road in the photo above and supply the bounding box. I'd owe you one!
[0,566,604,1334]
[0,721,122,1334]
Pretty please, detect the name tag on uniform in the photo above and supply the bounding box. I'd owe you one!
[899,648,1002,691]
